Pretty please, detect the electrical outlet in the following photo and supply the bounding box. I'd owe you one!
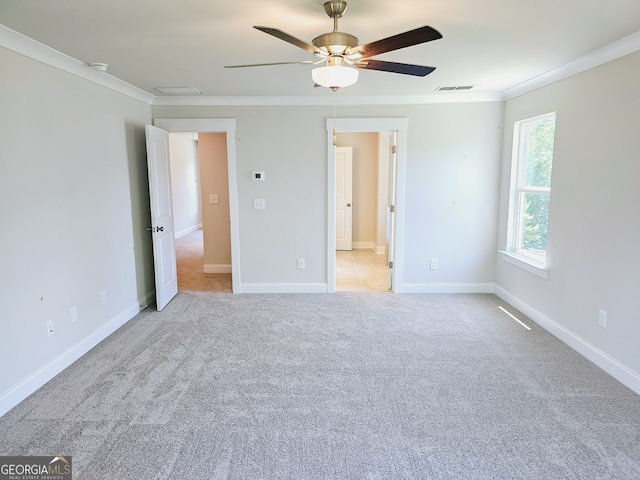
[71,306,78,323]
[430,258,439,270]
[101,290,107,305]
[297,258,306,270]
[598,310,607,329]
[209,194,219,204]
[47,320,54,337]
[253,198,265,210]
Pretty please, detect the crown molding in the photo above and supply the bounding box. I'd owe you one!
[503,30,640,100]
[0,24,155,105]
[5,19,639,107]
[151,92,504,106]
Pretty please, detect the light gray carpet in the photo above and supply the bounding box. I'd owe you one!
[1,292,639,479]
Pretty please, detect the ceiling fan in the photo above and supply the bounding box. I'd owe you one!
[224,0,442,91]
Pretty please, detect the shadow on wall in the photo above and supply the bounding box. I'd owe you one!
[124,120,155,305]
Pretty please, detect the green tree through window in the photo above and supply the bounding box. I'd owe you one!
[511,113,555,264]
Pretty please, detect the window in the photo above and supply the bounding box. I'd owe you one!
[507,112,556,270]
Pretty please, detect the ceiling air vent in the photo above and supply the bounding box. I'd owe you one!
[436,85,474,91]
[154,87,202,95]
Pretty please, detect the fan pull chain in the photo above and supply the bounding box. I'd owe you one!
[333,90,337,146]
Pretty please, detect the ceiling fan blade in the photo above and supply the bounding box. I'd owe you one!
[348,26,442,59]
[225,61,316,69]
[254,26,325,56]
[356,60,436,77]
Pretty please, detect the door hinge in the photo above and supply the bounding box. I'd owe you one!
[392,145,397,154]
[388,261,394,269]
[389,205,395,213]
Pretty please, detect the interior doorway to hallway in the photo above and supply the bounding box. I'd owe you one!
[168,131,233,293]
[154,118,241,294]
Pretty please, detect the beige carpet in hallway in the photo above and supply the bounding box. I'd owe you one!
[175,229,232,292]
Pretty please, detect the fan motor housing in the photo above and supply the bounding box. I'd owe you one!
[312,31,359,54]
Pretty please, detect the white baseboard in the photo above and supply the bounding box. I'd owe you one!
[0,301,142,418]
[175,224,202,239]
[374,245,385,255]
[400,283,496,294]
[240,283,328,294]
[204,264,232,274]
[139,290,155,310]
[494,285,640,396]
[352,242,375,250]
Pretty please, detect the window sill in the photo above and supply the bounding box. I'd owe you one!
[499,251,548,279]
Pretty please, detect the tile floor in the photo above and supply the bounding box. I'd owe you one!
[336,249,390,292]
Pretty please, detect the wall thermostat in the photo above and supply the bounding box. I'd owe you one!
[252,171,265,181]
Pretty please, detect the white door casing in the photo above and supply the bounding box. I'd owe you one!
[386,132,398,290]
[335,147,353,251]
[145,124,178,310]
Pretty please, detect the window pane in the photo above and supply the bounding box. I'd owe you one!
[518,192,550,255]
[524,120,555,188]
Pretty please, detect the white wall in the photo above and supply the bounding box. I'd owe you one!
[0,46,154,415]
[496,51,640,391]
[169,133,202,238]
[152,102,503,292]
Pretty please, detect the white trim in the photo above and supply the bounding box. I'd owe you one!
[374,245,386,255]
[240,283,327,294]
[204,264,232,274]
[327,118,408,294]
[0,24,154,105]
[0,301,141,417]
[153,119,241,294]
[401,283,496,294]
[174,224,202,239]
[152,93,503,107]
[139,290,156,310]
[499,251,549,279]
[494,285,640,396]
[503,30,640,100]
[352,242,376,250]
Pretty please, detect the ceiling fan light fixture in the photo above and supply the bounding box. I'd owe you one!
[312,65,359,90]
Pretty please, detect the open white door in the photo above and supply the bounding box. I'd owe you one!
[386,133,398,290]
[145,124,178,310]
[335,147,353,251]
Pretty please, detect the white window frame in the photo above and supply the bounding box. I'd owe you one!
[501,112,555,279]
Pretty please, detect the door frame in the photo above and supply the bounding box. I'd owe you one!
[327,118,408,293]
[154,118,240,293]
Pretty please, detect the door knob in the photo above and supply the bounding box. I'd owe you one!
[347,203,352,207]
[157,226,164,232]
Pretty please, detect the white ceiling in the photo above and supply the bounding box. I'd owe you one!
[2,0,640,99]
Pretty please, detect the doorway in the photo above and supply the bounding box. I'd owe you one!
[154,119,240,293]
[334,134,393,292]
[327,118,408,293]
[169,132,233,293]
